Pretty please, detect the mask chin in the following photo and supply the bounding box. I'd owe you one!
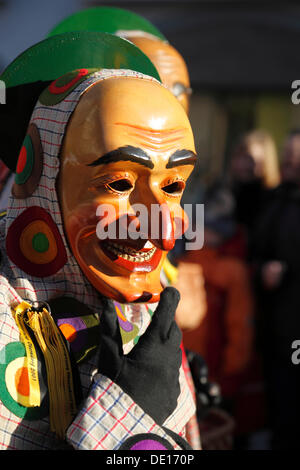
[83,264,164,304]
[73,235,166,303]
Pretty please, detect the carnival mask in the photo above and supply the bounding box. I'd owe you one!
[48,7,192,114]
[58,76,196,303]
[126,36,191,113]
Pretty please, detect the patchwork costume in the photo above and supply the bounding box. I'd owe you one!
[0,33,196,450]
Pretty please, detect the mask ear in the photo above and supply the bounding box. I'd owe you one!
[12,123,43,199]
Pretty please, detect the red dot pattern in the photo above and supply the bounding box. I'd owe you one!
[48,69,89,95]
[16,146,27,174]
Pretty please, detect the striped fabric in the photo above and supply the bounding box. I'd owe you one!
[0,70,196,450]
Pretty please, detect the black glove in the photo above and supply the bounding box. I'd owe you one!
[98,287,182,426]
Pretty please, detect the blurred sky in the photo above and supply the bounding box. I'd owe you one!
[0,0,82,71]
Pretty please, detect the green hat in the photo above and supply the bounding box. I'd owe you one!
[0,31,160,171]
[48,7,166,42]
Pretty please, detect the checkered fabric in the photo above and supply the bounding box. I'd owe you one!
[181,348,202,450]
[0,70,196,450]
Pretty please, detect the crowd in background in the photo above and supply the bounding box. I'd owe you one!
[174,128,300,450]
[0,126,299,450]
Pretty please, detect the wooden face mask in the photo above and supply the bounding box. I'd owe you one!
[126,36,191,114]
[58,77,196,303]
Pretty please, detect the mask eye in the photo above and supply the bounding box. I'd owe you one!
[161,180,185,196]
[107,179,133,193]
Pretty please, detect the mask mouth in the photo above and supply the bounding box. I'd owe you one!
[99,239,162,273]
[104,240,156,262]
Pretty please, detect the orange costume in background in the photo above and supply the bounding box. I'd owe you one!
[181,247,254,398]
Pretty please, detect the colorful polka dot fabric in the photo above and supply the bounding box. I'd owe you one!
[13,124,43,199]
[15,135,34,185]
[56,312,100,364]
[39,69,98,106]
[119,433,174,450]
[6,206,67,277]
[113,302,140,345]
[0,342,48,420]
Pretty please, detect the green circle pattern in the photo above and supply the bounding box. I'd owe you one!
[0,342,48,420]
[39,68,98,106]
[32,232,49,253]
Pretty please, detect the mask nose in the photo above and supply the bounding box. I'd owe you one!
[149,202,175,251]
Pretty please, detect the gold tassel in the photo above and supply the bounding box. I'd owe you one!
[13,301,77,439]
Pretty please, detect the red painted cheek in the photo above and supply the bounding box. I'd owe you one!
[95,207,125,238]
[66,203,132,243]
[66,203,100,241]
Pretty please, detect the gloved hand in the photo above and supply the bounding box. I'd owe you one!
[98,287,182,426]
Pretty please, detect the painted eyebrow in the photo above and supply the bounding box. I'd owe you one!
[166,150,197,169]
[87,145,154,169]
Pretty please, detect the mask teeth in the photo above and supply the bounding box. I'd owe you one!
[105,241,156,262]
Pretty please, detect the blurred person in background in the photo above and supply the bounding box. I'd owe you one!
[178,185,256,447]
[280,129,300,184]
[252,129,300,449]
[229,130,280,242]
